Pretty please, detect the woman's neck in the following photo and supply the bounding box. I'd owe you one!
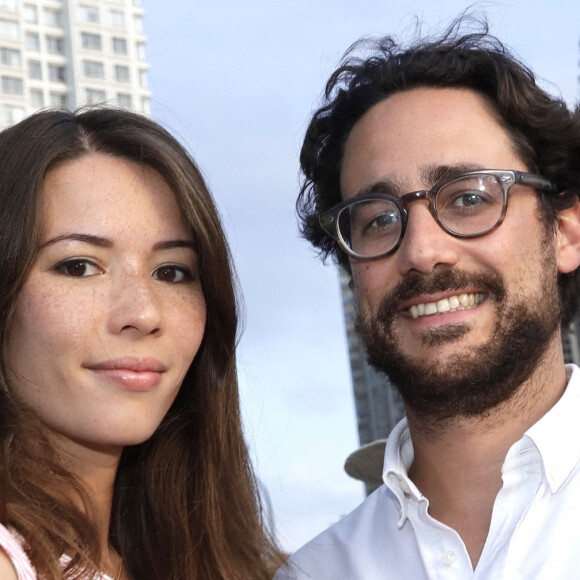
[55,435,123,558]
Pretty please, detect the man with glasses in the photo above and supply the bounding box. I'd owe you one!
[275,18,580,580]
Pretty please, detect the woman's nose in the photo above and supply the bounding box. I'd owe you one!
[106,270,162,337]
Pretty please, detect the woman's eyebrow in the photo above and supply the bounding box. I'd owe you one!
[38,233,112,250]
[152,240,196,252]
[38,234,196,252]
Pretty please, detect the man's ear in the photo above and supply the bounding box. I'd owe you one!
[556,197,580,274]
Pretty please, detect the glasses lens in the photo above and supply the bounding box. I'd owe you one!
[436,174,504,235]
[338,199,402,257]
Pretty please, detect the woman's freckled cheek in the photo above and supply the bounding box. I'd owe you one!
[175,293,206,340]
[16,282,87,356]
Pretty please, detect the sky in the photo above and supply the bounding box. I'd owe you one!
[140,0,580,552]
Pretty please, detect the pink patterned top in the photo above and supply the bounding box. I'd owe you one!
[0,523,36,580]
[0,523,114,579]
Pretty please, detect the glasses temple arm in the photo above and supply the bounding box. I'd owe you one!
[515,172,558,193]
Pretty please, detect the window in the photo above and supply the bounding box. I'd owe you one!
[81,32,102,50]
[117,92,132,109]
[136,42,145,60]
[0,0,16,10]
[43,9,62,28]
[49,92,67,108]
[30,88,44,107]
[0,48,20,67]
[28,60,41,79]
[114,64,129,83]
[23,5,36,23]
[138,69,147,88]
[2,75,23,95]
[30,89,44,108]
[26,32,40,51]
[110,10,125,27]
[0,18,18,39]
[78,5,99,23]
[140,96,150,114]
[4,104,24,124]
[133,15,143,33]
[83,60,104,78]
[86,88,106,104]
[112,37,127,55]
[48,64,66,83]
[46,36,65,54]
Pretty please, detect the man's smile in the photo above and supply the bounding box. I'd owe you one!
[406,292,487,318]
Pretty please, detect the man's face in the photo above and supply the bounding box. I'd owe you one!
[340,87,566,420]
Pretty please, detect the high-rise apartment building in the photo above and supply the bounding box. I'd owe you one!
[0,0,150,125]
[340,269,405,449]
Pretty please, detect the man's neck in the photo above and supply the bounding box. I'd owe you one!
[405,338,568,569]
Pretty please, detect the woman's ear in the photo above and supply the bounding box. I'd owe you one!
[556,197,580,274]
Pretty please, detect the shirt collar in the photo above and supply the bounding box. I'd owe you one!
[524,363,580,493]
[381,364,580,514]
[382,417,419,525]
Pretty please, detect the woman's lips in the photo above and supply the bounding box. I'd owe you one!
[86,358,166,392]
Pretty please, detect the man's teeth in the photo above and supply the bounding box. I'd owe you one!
[408,293,485,319]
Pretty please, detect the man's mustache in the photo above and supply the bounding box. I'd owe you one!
[373,268,507,321]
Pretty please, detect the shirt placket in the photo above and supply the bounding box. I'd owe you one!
[474,441,543,579]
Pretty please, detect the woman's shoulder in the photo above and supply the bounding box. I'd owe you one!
[0,551,19,579]
[0,523,36,579]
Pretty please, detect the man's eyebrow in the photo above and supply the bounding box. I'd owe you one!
[355,163,486,198]
[355,176,405,198]
[38,233,112,250]
[421,163,484,187]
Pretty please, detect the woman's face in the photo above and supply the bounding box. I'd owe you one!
[4,153,206,452]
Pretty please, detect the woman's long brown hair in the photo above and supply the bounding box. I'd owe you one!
[0,108,282,579]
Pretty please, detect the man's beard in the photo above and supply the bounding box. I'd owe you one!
[356,260,562,423]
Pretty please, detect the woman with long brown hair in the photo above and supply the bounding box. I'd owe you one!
[0,108,279,579]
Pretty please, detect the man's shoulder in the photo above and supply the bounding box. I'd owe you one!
[274,485,413,580]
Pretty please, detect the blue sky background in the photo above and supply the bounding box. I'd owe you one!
[141,0,580,552]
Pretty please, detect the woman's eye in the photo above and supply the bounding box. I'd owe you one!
[55,259,101,278]
[153,265,193,283]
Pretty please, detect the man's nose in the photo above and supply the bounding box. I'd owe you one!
[396,201,461,277]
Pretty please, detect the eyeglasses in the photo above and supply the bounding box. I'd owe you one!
[319,169,557,260]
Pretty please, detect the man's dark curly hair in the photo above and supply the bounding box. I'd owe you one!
[297,17,580,325]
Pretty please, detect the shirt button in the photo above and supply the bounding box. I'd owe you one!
[442,551,457,566]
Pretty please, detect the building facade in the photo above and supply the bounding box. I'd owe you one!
[0,0,150,125]
[340,269,405,450]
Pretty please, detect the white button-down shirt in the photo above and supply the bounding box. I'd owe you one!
[275,364,580,579]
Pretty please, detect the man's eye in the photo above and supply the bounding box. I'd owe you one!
[365,211,400,230]
[55,259,101,278]
[451,192,484,208]
[153,265,193,283]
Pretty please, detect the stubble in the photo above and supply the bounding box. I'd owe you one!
[356,256,562,423]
